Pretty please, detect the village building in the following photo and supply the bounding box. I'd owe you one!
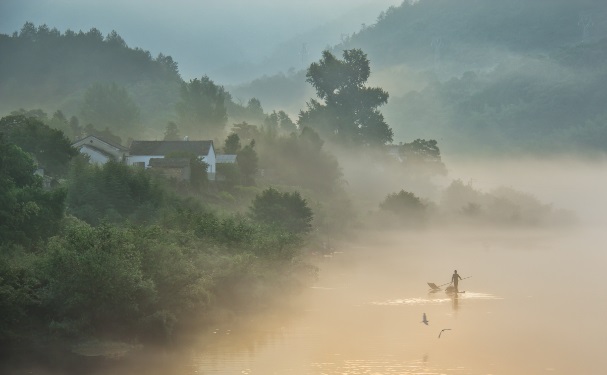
[127,140,216,180]
[72,135,128,164]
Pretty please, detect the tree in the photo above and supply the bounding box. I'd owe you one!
[66,159,164,225]
[237,140,258,186]
[230,122,260,144]
[379,190,427,225]
[80,82,141,134]
[163,121,181,141]
[223,133,242,154]
[264,111,279,133]
[246,98,265,123]
[264,110,297,135]
[0,114,78,176]
[249,187,313,234]
[0,134,66,245]
[399,139,447,176]
[176,76,228,138]
[298,49,393,146]
[277,110,297,133]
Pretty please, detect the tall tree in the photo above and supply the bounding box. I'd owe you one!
[80,82,141,134]
[237,140,258,186]
[298,49,393,146]
[277,110,297,133]
[223,133,241,154]
[176,76,228,138]
[399,139,447,176]
[163,121,181,141]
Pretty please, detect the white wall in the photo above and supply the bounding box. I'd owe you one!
[79,146,111,165]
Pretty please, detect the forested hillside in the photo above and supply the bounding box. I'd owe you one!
[337,0,607,72]
[233,0,607,155]
[0,23,182,130]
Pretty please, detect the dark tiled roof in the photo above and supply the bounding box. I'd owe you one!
[129,140,213,156]
[73,135,128,151]
[149,158,190,168]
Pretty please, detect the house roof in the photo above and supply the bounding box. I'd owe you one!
[72,135,128,151]
[149,157,190,168]
[216,154,237,163]
[129,140,213,156]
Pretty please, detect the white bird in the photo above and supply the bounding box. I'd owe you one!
[421,313,429,325]
[438,329,451,338]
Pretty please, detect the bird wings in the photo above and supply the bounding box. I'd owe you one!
[438,329,451,338]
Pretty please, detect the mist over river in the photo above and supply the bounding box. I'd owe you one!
[184,226,607,375]
[7,159,607,375]
[59,225,603,375]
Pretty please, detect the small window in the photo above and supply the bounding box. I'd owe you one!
[134,162,146,168]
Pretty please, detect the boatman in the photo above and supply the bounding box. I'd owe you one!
[451,270,462,292]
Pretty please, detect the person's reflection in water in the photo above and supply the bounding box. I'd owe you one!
[451,292,459,311]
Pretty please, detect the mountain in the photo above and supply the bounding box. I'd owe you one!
[0,23,182,132]
[233,0,607,155]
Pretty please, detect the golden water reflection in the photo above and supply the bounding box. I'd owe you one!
[190,228,607,375]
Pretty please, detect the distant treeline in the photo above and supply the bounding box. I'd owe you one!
[0,23,180,111]
[337,0,607,69]
[234,0,607,155]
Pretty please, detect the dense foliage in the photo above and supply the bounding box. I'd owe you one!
[249,187,313,235]
[0,4,587,354]
[0,134,66,245]
[299,49,393,146]
[0,23,181,129]
[176,76,228,139]
[337,0,607,70]
[80,83,141,135]
[0,115,78,176]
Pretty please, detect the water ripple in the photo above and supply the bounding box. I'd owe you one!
[370,292,502,306]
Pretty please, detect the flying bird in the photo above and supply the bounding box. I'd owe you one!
[438,329,451,338]
[421,313,429,325]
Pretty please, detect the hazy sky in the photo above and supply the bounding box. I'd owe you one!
[0,0,401,83]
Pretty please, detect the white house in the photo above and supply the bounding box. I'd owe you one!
[127,140,216,179]
[72,135,128,164]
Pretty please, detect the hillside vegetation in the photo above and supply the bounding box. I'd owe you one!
[232,0,607,155]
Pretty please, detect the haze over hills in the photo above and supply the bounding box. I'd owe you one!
[2,0,607,155]
[0,0,400,84]
[231,0,607,154]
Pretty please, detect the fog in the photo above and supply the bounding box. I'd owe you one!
[205,159,601,375]
[0,0,400,83]
[3,0,607,373]
[40,157,606,375]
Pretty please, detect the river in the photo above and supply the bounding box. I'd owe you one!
[88,224,605,375]
[10,158,607,375]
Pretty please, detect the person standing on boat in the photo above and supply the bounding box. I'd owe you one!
[451,270,462,292]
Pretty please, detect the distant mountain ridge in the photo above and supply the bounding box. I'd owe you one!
[230,0,607,155]
[336,0,607,70]
[0,22,182,130]
[4,0,607,155]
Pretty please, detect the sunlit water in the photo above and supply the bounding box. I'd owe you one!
[10,226,607,375]
[11,159,607,375]
[173,226,607,375]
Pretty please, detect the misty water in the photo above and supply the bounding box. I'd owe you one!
[14,160,607,375]
[147,160,606,375]
[175,228,604,375]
